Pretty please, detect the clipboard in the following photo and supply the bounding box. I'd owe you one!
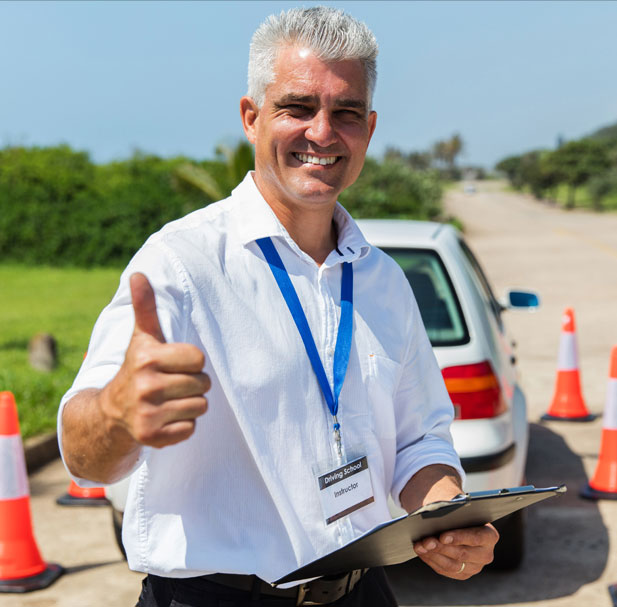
[274,484,566,585]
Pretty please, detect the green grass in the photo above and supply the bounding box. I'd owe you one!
[0,264,121,439]
[551,183,617,210]
[505,182,617,211]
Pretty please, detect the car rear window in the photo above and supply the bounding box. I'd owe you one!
[381,248,470,347]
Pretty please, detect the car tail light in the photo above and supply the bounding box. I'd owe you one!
[442,361,507,420]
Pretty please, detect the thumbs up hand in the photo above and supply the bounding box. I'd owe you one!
[99,273,210,449]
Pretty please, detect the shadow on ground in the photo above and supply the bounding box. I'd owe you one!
[64,560,124,575]
[388,423,608,605]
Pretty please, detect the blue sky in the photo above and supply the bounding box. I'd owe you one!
[2,1,616,168]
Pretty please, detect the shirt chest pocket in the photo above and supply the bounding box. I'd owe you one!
[358,352,402,440]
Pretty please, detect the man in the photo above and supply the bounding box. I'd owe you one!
[59,7,497,606]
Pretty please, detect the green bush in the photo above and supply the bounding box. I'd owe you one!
[0,147,214,267]
[0,145,444,269]
[340,157,443,220]
[495,122,617,210]
[587,170,617,210]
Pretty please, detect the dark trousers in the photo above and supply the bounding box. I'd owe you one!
[136,568,398,607]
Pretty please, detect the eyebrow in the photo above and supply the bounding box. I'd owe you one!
[273,94,367,112]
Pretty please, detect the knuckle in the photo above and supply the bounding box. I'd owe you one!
[132,410,163,444]
[133,423,156,445]
[132,347,158,370]
[133,374,159,400]
[457,547,471,562]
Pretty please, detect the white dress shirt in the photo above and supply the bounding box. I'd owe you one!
[58,172,463,583]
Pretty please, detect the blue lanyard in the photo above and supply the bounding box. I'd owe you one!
[256,237,353,451]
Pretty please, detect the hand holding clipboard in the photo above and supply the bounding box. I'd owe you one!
[274,485,566,585]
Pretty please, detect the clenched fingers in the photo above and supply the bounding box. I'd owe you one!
[130,341,206,374]
[413,524,499,580]
[133,371,211,404]
[131,396,209,447]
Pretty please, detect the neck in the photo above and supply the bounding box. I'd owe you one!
[271,201,338,265]
[251,174,338,265]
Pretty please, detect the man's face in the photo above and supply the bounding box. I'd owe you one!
[241,45,377,214]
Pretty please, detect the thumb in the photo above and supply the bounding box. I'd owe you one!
[130,273,166,343]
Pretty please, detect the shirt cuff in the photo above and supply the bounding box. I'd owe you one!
[390,437,466,509]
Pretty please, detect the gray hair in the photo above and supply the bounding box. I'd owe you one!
[247,6,378,108]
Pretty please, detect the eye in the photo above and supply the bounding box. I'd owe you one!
[336,109,362,119]
[286,104,311,116]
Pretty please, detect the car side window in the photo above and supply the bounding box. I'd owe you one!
[458,238,504,333]
[382,247,470,347]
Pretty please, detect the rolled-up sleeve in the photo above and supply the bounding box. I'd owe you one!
[57,238,191,485]
[389,293,465,508]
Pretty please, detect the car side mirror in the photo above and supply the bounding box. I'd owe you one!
[501,289,540,310]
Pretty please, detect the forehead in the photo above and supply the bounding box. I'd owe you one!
[268,45,368,102]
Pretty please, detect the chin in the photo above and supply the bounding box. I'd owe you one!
[291,178,343,201]
[295,188,340,207]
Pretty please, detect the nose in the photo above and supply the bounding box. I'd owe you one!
[305,110,338,148]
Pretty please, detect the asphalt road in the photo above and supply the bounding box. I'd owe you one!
[5,181,617,606]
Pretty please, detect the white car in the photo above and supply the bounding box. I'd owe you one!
[356,219,539,569]
[107,219,539,570]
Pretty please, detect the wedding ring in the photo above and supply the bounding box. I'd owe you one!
[457,562,466,574]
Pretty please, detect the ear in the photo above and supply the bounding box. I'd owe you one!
[367,111,377,146]
[240,96,260,145]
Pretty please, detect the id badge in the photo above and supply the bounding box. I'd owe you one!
[315,454,375,526]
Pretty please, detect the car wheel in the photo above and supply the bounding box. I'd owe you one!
[112,506,127,560]
[490,508,525,570]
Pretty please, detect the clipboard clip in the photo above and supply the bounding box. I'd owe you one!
[469,485,537,498]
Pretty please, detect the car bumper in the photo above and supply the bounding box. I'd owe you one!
[460,443,516,473]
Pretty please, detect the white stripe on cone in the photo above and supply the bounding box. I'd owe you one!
[604,379,617,430]
[557,333,579,371]
[0,435,29,500]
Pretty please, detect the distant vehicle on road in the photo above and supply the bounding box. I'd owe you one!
[357,219,539,569]
[107,219,539,570]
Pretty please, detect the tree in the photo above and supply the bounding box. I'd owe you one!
[339,156,442,220]
[432,134,464,178]
[385,147,433,171]
[544,139,612,208]
[444,133,464,170]
[175,140,254,200]
[495,155,523,188]
[587,170,617,211]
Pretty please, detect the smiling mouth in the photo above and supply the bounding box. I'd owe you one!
[293,153,341,166]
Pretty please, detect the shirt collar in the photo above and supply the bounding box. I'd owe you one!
[233,172,371,265]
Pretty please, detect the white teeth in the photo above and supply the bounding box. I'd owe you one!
[295,153,338,165]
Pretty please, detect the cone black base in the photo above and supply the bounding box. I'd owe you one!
[0,563,64,593]
[541,413,597,422]
[580,484,617,501]
[609,583,617,607]
[56,493,109,507]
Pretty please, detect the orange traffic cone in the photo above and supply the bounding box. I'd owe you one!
[542,308,596,422]
[0,391,63,593]
[56,480,108,506]
[581,346,617,500]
